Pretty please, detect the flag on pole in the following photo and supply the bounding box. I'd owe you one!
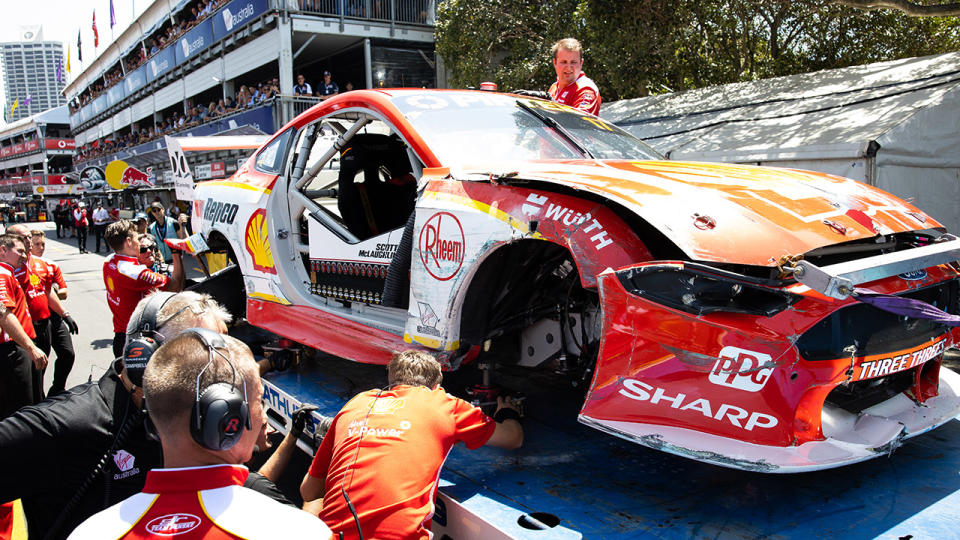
[23,95,31,107]
[11,100,18,116]
[92,11,99,48]
[66,44,71,73]
[77,30,82,62]
[110,0,116,29]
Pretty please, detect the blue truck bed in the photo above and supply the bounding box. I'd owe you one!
[262,354,960,539]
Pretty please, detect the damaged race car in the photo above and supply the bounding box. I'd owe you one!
[187,89,960,472]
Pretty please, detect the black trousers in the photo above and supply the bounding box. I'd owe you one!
[113,332,126,360]
[76,225,88,252]
[31,319,49,402]
[93,223,108,252]
[0,341,34,419]
[46,313,76,395]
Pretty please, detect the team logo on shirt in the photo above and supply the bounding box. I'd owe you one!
[106,276,115,292]
[145,513,202,535]
[28,273,39,287]
[113,449,135,472]
[369,397,405,414]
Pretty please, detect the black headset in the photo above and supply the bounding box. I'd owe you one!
[122,291,180,386]
[184,327,252,451]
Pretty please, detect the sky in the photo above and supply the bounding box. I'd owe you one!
[0,0,150,128]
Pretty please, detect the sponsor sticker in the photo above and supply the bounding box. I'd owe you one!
[854,336,947,381]
[416,302,441,336]
[898,270,927,281]
[145,514,201,536]
[618,379,778,431]
[418,212,464,281]
[113,449,135,472]
[708,347,774,392]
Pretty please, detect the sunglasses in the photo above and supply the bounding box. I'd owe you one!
[140,246,155,253]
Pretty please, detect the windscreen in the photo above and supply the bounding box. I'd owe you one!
[391,92,661,167]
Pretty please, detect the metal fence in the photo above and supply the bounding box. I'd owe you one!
[298,0,434,24]
[273,95,325,128]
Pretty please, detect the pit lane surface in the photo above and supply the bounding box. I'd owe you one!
[35,222,207,391]
[37,221,960,539]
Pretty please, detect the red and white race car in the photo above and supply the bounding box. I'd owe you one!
[188,89,960,472]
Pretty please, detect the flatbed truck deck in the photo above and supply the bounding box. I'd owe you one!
[261,353,960,539]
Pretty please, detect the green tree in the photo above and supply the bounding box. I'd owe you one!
[435,0,960,100]
[435,0,580,91]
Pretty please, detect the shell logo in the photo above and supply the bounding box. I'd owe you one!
[29,274,39,287]
[244,208,276,274]
[368,397,405,415]
[106,276,114,292]
[36,186,44,193]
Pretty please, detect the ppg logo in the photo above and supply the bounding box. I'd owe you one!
[708,347,774,392]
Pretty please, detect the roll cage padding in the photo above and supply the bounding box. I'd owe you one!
[337,133,417,240]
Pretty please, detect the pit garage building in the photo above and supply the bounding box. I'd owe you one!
[602,51,960,233]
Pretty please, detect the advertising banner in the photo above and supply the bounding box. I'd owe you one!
[213,0,269,40]
[34,184,85,196]
[44,139,76,151]
[165,136,196,201]
[176,17,214,65]
[107,84,126,107]
[221,105,273,134]
[148,46,176,82]
[92,94,108,116]
[125,65,147,94]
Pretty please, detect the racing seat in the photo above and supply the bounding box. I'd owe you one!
[337,133,417,240]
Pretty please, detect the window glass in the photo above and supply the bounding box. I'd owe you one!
[254,127,294,174]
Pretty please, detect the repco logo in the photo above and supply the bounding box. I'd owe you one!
[418,212,464,281]
[708,347,774,392]
[145,513,201,536]
[203,199,239,225]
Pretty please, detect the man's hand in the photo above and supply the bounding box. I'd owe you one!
[27,345,47,370]
[62,314,79,334]
[290,403,319,438]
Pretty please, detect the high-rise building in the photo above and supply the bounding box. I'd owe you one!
[1,26,66,123]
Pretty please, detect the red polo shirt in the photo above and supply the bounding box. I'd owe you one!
[0,262,35,343]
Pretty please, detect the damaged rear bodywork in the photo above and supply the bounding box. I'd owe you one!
[579,239,960,472]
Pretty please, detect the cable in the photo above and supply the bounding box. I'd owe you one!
[44,399,143,540]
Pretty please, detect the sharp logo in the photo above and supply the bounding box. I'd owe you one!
[708,347,774,392]
[618,378,778,431]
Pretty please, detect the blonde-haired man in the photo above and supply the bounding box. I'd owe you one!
[302,350,523,539]
[549,37,601,116]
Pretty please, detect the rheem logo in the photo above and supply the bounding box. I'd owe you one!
[708,347,774,392]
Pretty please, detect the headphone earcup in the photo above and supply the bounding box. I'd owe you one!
[191,383,249,451]
[122,336,159,387]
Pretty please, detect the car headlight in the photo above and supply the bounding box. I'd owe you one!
[616,263,799,317]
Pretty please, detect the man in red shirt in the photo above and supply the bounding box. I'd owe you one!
[103,220,184,358]
[73,202,90,254]
[548,38,601,116]
[301,350,524,539]
[29,229,77,395]
[7,225,78,399]
[0,234,46,419]
[68,332,332,540]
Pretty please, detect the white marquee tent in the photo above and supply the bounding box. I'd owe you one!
[602,51,960,232]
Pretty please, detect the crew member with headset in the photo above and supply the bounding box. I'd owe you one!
[104,219,185,358]
[0,291,313,539]
[68,331,332,539]
[0,292,229,539]
[301,350,524,539]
